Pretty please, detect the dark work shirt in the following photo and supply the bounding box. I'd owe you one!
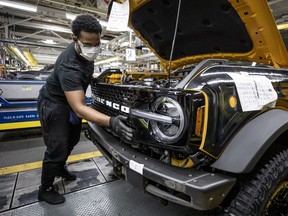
[40,42,94,105]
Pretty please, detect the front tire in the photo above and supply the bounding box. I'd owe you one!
[224,146,288,216]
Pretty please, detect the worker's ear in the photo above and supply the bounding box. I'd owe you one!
[72,36,78,42]
[73,36,81,53]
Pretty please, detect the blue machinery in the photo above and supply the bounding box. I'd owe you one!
[0,80,91,130]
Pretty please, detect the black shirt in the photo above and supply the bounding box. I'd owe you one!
[40,42,94,105]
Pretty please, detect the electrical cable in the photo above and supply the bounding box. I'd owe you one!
[167,0,182,87]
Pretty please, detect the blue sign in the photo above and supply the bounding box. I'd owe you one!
[0,109,39,123]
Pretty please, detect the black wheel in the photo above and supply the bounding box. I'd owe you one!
[223,147,288,216]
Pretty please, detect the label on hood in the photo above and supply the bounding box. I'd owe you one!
[227,73,278,112]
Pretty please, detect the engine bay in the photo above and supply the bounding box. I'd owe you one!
[94,67,193,88]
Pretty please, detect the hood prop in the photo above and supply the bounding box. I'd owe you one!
[167,0,182,87]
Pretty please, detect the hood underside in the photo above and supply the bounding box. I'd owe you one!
[129,0,288,69]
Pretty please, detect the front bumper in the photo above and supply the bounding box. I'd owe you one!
[88,122,236,210]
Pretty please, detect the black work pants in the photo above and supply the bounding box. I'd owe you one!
[37,95,82,188]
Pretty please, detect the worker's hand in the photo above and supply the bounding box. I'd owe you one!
[109,115,133,141]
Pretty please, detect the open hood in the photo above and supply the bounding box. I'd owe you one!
[128,0,288,69]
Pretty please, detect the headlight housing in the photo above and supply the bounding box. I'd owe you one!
[149,97,185,143]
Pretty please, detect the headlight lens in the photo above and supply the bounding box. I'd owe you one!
[150,97,185,143]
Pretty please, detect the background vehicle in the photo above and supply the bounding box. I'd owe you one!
[87,0,288,215]
[0,64,92,130]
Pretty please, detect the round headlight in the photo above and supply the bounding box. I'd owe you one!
[150,97,185,143]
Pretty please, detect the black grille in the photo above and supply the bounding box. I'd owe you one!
[91,84,137,117]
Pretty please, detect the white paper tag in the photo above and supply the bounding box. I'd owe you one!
[129,160,144,175]
[107,0,129,31]
[126,48,136,61]
[227,73,278,112]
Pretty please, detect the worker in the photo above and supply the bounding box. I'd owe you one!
[37,14,133,205]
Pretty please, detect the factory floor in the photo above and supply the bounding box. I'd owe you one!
[0,126,199,216]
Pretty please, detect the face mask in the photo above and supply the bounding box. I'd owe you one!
[78,40,100,61]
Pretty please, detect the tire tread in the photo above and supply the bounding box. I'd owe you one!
[223,147,288,216]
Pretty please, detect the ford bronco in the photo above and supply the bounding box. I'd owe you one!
[87,0,288,215]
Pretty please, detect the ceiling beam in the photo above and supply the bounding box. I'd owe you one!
[10,31,69,44]
[51,31,70,44]
[105,32,128,47]
[0,6,69,25]
[42,0,107,18]
[12,19,72,34]
[0,38,66,49]
[19,29,46,40]
[0,14,44,29]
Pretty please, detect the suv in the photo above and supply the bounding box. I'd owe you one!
[87,0,288,215]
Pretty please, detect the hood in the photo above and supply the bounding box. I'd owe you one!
[128,0,288,69]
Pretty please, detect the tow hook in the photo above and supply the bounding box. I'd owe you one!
[112,157,124,178]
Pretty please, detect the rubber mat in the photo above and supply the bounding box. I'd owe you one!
[0,179,200,216]
[0,173,17,212]
[0,158,112,212]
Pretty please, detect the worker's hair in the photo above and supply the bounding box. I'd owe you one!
[71,14,102,38]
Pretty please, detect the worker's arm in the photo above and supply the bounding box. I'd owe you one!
[65,89,133,141]
[65,89,110,126]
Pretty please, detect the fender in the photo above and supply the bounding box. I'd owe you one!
[211,109,288,173]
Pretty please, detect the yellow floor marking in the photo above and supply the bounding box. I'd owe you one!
[0,120,87,130]
[66,151,102,163]
[0,151,102,175]
[0,121,41,130]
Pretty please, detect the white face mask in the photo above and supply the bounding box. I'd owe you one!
[78,40,100,61]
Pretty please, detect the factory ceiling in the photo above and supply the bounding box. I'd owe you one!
[0,0,287,67]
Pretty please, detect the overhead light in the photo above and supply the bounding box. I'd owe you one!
[41,39,58,45]
[66,12,108,27]
[66,12,77,21]
[0,0,37,12]
[277,23,288,30]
